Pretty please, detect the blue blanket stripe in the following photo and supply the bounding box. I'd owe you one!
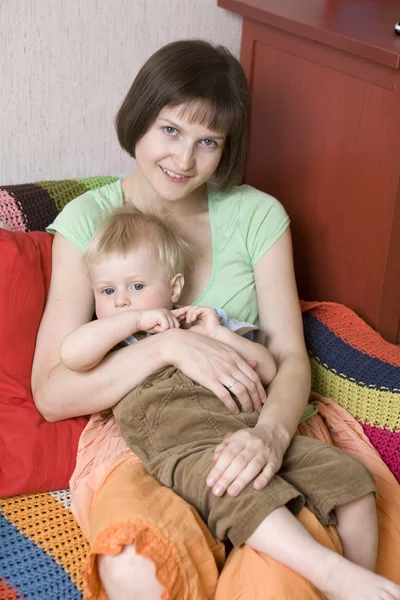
[0,514,82,599]
[303,314,400,391]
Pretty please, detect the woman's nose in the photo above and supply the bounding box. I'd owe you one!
[173,143,195,172]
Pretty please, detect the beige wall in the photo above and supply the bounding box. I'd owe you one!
[1,0,242,184]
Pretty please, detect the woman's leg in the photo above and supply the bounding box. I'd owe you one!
[83,458,225,600]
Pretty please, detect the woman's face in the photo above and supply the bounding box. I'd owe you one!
[134,103,226,202]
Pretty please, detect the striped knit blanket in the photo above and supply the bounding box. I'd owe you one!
[302,301,400,482]
[0,176,120,232]
[0,491,88,599]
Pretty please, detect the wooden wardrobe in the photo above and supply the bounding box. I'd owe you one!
[219,0,400,343]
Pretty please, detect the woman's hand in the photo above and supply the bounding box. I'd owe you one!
[162,328,266,413]
[206,424,291,497]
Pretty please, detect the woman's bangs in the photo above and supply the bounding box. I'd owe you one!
[177,98,234,136]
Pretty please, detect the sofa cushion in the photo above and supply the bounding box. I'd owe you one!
[302,301,400,482]
[0,177,120,498]
[0,229,88,497]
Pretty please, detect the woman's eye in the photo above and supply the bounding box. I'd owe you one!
[163,126,177,136]
[201,139,217,148]
[103,288,115,296]
[133,284,144,291]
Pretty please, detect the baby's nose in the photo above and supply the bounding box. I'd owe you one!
[114,293,130,307]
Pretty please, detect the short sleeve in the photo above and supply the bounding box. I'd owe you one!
[239,185,290,266]
[46,181,123,252]
[46,193,106,252]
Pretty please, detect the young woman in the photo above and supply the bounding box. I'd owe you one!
[32,40,397,600]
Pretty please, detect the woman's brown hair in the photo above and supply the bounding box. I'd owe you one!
[115,39,250,188]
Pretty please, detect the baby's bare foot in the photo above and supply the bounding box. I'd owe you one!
[319,555,400,600]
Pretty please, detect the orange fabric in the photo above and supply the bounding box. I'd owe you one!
[299,393,400,584]
[215,507,339,600]
[74,396,400,599]
[84,459,224,600]
[69,413,136,539]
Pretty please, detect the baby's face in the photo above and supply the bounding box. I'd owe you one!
[90,246,174,319]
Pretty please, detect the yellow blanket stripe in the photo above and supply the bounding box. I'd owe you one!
[310,357,400,432]
[0,492,89,591]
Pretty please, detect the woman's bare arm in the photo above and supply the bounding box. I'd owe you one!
[206,228,311,497]
[254,228,311,445]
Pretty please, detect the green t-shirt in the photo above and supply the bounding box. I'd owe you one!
[47,179,316,423]
[47,180,289,327]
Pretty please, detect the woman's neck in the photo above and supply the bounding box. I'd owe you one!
[121,168,208,218]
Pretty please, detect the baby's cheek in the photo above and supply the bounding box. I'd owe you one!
[94,297,108,320]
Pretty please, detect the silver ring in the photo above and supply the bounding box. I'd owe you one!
[227,379,237,390]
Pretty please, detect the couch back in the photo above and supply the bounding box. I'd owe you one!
[0,176,120,232]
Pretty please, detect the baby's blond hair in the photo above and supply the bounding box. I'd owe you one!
[83,205,193,279]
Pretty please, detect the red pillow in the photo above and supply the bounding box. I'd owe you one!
[0,229,88,497]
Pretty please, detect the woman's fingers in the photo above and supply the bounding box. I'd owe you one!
[210,382,242,414]
[253,462,280,490]
[228,365,265,413]
[225,378,252,413]
[226,456,269,496]
[212,363,265,414]
[209,452,272,496]
[207,440,247,493]
[206,430,281,496]
[229,371,261,413]
[236,360,267,407]
[213,439,229,462]
[213,453,257,497]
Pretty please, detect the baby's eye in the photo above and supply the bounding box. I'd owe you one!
[201,139,217,148]
[102,288,115,296]
[132,283,144,291]
[163,126,177,136]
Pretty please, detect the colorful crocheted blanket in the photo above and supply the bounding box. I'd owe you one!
[0,176,120,232]
[0,491,88,599]
[302,301,400,482]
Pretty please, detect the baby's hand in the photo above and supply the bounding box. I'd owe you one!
[171,305,221,337]
[135,309,180,334]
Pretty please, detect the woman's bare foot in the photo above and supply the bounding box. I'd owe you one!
[320,554,400,600]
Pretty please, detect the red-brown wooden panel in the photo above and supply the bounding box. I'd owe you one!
[218,0,400,69]
[240,19,400,342]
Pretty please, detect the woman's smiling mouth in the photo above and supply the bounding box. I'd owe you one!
[160,166,192,183]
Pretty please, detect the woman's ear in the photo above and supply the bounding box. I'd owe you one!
[170,273,184,303]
